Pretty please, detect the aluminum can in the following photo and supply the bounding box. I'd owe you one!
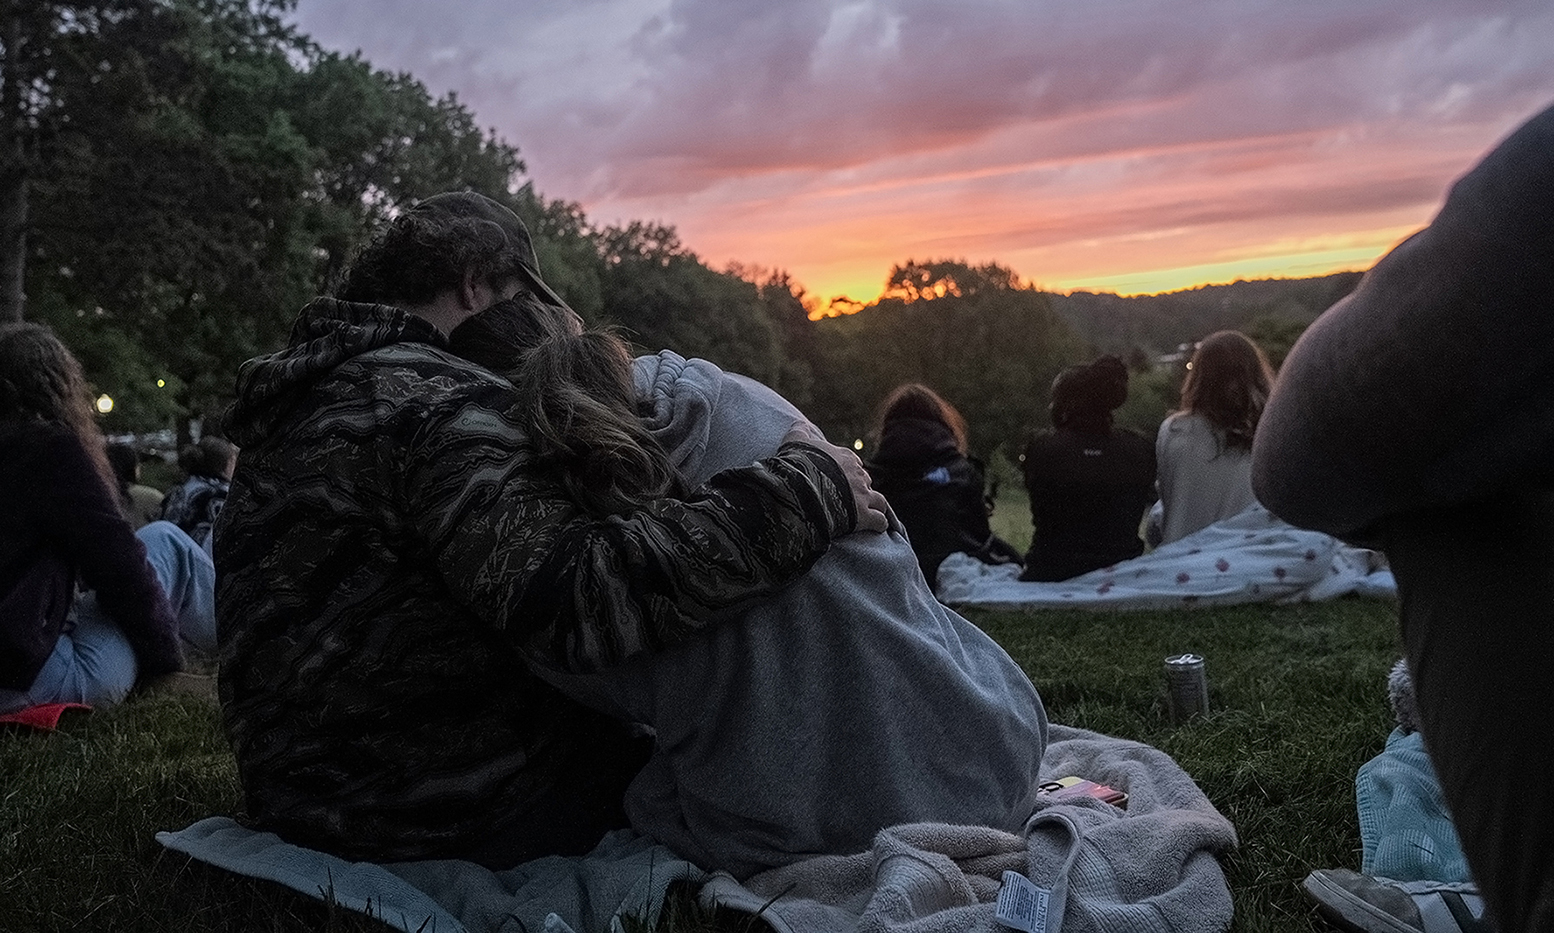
[1164,653,1209,723]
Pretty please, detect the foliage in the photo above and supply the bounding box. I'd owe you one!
[1241,313,1311,371]
[22,0,528,432]
[595,221,784,389]
[806,259,1086,458]
[1049,272,1361,359]
[0,0,158,321]
[2,590,1403,933]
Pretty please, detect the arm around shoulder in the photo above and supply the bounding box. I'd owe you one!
[415,414,858,673]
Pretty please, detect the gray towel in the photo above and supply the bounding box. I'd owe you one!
[539,351,1050,879]
[704,725,1238,933]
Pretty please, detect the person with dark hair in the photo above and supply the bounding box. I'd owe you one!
[216,190,888,869]
[106,442,164,529]
[1255,101,1554,933]
[159,436,237,548]
[1019,355,1156,581]
[448,310,1048,879]
[863,383,1022,589]
[1155,331,1274,545]
[0,324,214,713]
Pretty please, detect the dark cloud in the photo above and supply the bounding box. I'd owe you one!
[289,0,1554,292]
[295,1,1554,195]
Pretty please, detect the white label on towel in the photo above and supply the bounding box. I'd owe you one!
[995,870,1051,932]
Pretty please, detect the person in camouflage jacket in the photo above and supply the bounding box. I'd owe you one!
[215,192,884,867]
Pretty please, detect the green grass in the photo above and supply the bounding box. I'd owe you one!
[4,597,1403,932]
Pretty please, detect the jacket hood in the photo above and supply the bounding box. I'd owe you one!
[868,416,961,471]
[631,349,808,484]
[224,298,444,447]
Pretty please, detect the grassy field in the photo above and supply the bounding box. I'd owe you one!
[2,599,1402,932]
[3,487,1401,932]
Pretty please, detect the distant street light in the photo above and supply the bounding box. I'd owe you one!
[96,394,114,414]
[853,439,863,450]
[157,379,166,388]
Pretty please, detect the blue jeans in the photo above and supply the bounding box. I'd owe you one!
[0,521,215,712]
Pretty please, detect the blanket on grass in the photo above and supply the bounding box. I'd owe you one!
[156,726,1236,933]
[936,504,1396,611]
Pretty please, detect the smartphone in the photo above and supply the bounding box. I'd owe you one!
[1036,775,1129,809]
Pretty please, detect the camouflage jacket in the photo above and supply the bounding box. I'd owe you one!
[215,298,854,860]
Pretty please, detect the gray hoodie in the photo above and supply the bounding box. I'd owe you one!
[543,351,1049,879]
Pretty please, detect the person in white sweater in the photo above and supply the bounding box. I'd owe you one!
[1154,330,1274,545]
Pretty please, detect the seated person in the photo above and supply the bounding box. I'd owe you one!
[1020,355,1156,581]
[1,323,214,713]
[450,311,1050,879]
[1156,331,1274,545]
[863,383,1022,589]
[106,442,165,530]
[159,435,237,549]
[216,191,888,870]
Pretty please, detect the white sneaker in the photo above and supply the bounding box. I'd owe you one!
[1302,869,1495,933]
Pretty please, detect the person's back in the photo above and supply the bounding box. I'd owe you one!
[105,442,163,530]
[217,192,878,868]
[1155,332,1273,545]
[159,436,236,546]
[864,385,1019,588]
[0,324,205,712]
[1022,425,1155,580]
[866,418,1002,580]
[1154,411,1255,544]
[1021,355,1156,580]
[1254,102,1554,933]
[539,351,1048,878]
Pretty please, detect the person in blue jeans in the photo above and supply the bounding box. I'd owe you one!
[0,322,215,714]
[1254,101,1554,933]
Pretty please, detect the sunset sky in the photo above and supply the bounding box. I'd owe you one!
[292,1,1554,303]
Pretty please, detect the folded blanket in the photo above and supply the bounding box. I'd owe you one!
[158,726,1236,933]
[937,504,1395,610]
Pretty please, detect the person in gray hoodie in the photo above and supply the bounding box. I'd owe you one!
[451,311,1049,879]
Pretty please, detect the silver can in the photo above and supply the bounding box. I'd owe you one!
[1164,653,1209,723]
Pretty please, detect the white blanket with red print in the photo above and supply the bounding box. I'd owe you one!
[936,504,1396,610]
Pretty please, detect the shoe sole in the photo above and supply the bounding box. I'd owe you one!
[1303,871,1420,933]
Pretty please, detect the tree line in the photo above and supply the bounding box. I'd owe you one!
[4,0,1351,463]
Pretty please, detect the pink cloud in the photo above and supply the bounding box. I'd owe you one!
[290,0,1554,296]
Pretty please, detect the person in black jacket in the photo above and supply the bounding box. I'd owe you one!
[865,383,1021,590]
[1020,355,1156,581]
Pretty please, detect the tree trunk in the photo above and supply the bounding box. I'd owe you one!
[0,7,31,323]
[0,164,27,323]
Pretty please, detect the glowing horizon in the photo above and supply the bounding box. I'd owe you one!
[291,2,1554,312]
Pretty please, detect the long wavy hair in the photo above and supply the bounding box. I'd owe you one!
[1178,330,1276,453]
[448,300,684,517]
[873,383,969,455]
[0,322,115,490]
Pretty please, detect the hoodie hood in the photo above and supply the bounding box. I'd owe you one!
[632,349,808,484]
[225,298,444,447]
[868,416,962,472]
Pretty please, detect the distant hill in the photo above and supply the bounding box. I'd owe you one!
[1046,271,1364,356]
